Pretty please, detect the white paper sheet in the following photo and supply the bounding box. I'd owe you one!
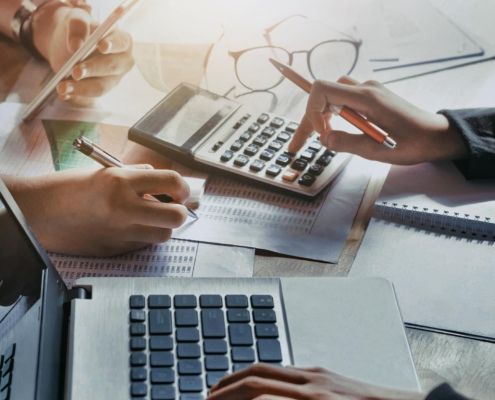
[173,157,372,263]
[0,102,24,153]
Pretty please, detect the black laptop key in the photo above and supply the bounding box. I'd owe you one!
[177,343,201,359]
[178,360,202,375]
[251,295,274,308]
[149,310,172,335]
[233,363,253,372]
[150,351,174,367]
[130,295,145,309]
[130,367,147,381]
[253,309,276,323]
[225,295,248,308]
[257,339,282,362]
[151,385,176,400]
[231,347,255,363]
[176,328,200,342]
[148,295,171,309]
[179,376,203,392]
[227,309,250,323]
[130,337,146,351]
[204,355,229,371]
[180,395,204,400]
[203,339,228,354]
[151,368,175,384]
[130,310,146,323]
[174,295,197,308]
[130,352,147,366]
[150,336,173,351]
[228,323,253,346]
[255,324,279,338]
[130,323,146,336]
[206,372,227,388]
[175,309,199,327]
[131,382,147,397]
[199,294,223,308]
[201,309,226,338]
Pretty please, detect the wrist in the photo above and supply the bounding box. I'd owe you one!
[430,114,469,161]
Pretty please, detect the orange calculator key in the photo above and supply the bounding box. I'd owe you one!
[282,170,299,182]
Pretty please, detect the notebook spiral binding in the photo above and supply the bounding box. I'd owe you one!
[374,201,495,241]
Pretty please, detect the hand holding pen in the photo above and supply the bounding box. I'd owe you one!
[74,136,198,219]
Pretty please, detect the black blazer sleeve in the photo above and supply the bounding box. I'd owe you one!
[438,108,495,179]
[426,383,472,400]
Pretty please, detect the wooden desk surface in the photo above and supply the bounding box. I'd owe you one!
[1,1,494,399]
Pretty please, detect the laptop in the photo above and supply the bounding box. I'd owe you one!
[0,179,420,400]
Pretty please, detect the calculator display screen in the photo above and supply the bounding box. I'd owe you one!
[137,85,237,151]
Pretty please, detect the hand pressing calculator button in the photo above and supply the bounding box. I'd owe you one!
[260,149,275,161]
[270,117,284,129]
[220,150,234,162]
[257,113,269,124]
[291,159,308,171]
[244,144,260,156]
[234,155,249,167]
[250,160,265,172]
[261,127,275,137]
[298,173,316,186]
[266,164,281,177]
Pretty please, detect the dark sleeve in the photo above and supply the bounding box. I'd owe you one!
[426,383,472,400]
[438,108,495,179]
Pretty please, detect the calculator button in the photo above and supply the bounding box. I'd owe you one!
[248,123,260,132]
[257,113,269,124]
[234,155,249,167]
[307,142,322,152]
[308,164,324,176]
[268,140,283,151]
[324,149,337,157]
[220,150,234,162]
[276,132,291,142]
[266,165,281,177]
[316,154,332,166]
[291,159,308,171]
[233,121,242,129]
[249,160,265,172]
[285,122,299,132]
[275,154,291,167]
[282,171,299,182]
[239,131,252,142]
[230,140,243,151]
[244,144,260,156]
[270,117,285,129]
[253,135,268,147]
[260,149,275,161]
[261,127,276,138]
[298,173,316,186]
[300,150,316,162]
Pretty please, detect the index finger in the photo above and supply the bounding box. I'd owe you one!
[288,114,314,154]
[126,169,190,204]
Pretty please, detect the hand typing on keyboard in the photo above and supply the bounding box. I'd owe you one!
[208,363,423,400]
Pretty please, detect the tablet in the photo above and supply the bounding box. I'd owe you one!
[22,0,140,121]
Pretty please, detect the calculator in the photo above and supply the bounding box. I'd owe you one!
[129,83,350,198]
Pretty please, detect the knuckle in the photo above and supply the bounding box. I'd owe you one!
[168,206,187,228]
[310,389,332,400]
[243,376,264,392]
[363,79,382,88]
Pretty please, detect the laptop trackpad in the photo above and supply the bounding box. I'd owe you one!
[280,277,419,392]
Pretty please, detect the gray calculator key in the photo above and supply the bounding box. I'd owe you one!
[201,309,226,338]
[268,140,283,151]
[130,310,146,322]
[249,160,265,172]
[251,295,274,308]
[257,339,282,362]
[176,328,200,342]
[130,295,145,309]
[200,295,223,308]
[205,355,229,371]
[308,142,322,152]
[234,154,249,167]
[225,295,248,308]
[300,150,316,162]
[131,367,147,381]
[130,323,146,336]
[253,135,268,146]
[266,164,281,177]
[150,336,174,350]
[230,140,243,151]
[151,385,175,399]
[131,382,147,397]
[175,310,198,327]
[260,149,275,161]
[276,132,291,142]
[261,127,276,137]
[257,113,269,124]
[275,154,291,167]
[178,360,202,375]
[177,343,201,359]
[150,351,174,367]
[244,144,260,156]
[220,150,234,162]
[149,310,172,335]
[130,352,147,366]
[179,377,203,392]
[174,295,197,308]
[227,309,250,323]
[130,337,146,351]
[228,323,253,346]
[255,324,279,338]
[248,122,260,132]
[148,295,171,309]
[285,121,299,132]
[253,309,276,323]
[270,117,284,128]
[204,339,228,354]
[240,131,252,142]
[231,347,255,363]
[151,368,175,383]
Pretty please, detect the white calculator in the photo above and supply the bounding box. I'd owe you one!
[129,83,350,198]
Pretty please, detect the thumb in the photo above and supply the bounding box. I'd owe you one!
[66,8,92,53]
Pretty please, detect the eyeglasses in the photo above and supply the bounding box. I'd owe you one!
[227,15,361,93]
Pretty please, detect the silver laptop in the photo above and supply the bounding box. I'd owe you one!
[0,179,420,400]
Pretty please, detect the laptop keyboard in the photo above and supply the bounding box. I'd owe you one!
[0,343,16,400]
[129,294,283,399]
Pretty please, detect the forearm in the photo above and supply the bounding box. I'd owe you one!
[0,0,23,40]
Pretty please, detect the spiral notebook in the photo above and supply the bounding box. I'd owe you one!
[351,162,495,341]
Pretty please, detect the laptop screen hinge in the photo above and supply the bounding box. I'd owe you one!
[67,286,92,300]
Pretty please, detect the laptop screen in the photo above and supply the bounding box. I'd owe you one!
[0,195,43,338]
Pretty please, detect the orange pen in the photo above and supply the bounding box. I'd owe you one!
[269,58,397,149]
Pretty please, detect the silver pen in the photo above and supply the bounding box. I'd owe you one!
[73,136,198,220]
